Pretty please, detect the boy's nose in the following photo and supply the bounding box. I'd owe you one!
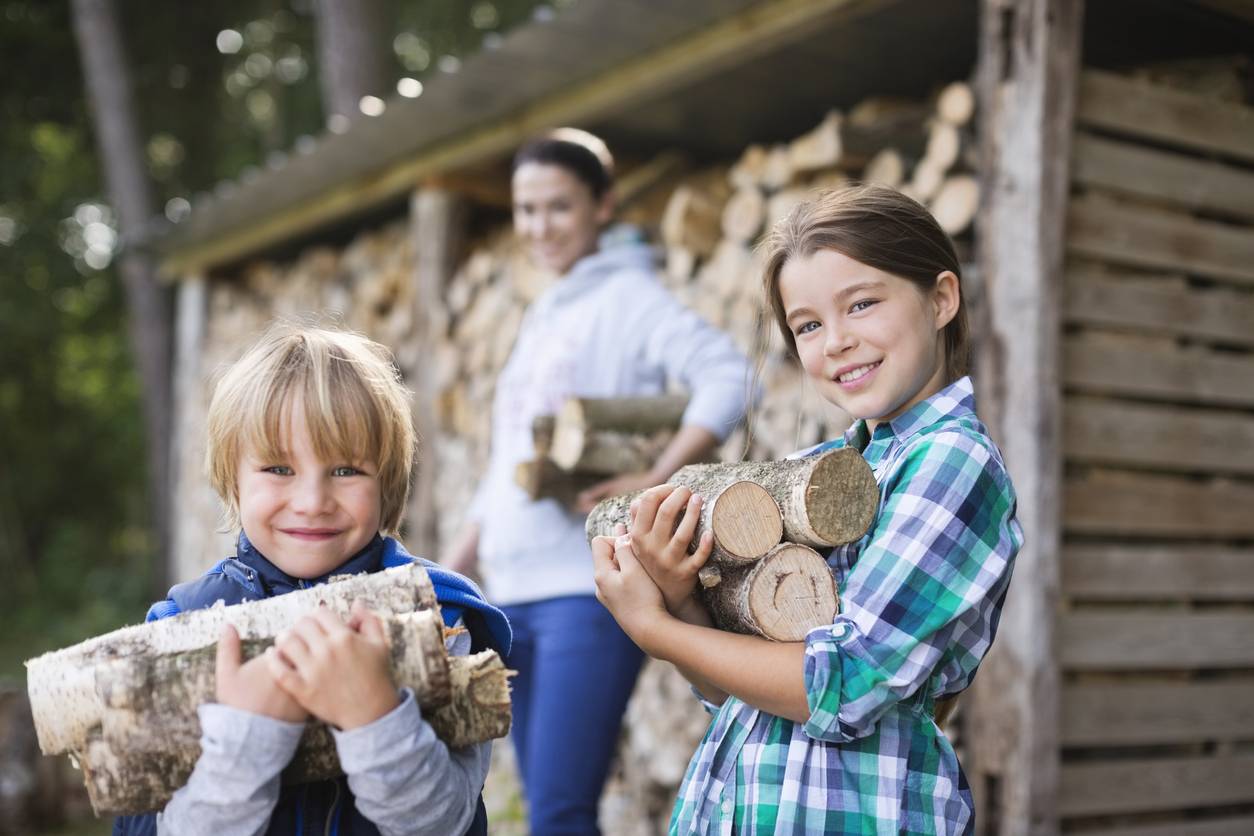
[290,476,333,513]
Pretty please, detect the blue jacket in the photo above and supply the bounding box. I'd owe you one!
[114,533,510,836]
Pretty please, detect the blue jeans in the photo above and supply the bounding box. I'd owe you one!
[500,595,645,835]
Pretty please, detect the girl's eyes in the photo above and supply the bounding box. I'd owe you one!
[795,321,821,336]
[850,299,878,313]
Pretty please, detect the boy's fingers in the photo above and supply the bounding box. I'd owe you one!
[216,624,241,677]
[275,628,314,668]
[265,647,302,691]
[351,602,385,643]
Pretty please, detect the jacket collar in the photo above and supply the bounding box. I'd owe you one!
[234,531,386,596]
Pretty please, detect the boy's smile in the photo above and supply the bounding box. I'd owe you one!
[236,400,382,579]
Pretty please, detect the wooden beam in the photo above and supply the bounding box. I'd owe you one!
[1061,680,1254,745]
[1063,334,1254,410]
[1063,543,1254,601]
[1067,196,1254,287]
[1063,396,1254,476]
[159,0,891,276]
[1086,815,1254,836]
[1071,132,1254,221]
[1059,753,1254,817]
[1061,612,1254,670]
[1064,271,1254,348]
[1065,470,1254,539]
[967,1,1081,832]
[1075,69,1254,165]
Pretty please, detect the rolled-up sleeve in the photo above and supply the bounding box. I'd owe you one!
[802,430,1021,743]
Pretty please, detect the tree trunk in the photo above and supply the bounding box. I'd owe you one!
[586,471,782,567]
[26,563,512,815]
[701,543,838,641]
[70,0,173,592]
[313,0,392,120]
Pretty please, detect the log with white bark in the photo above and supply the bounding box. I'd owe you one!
[585,468,783,567]
[550,395,689,474]
[701,542,839,641]
[25,563,514,815]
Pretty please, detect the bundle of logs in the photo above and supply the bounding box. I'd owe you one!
[24,563,512,816]
[587,446,880,642]
[515,394,691,505]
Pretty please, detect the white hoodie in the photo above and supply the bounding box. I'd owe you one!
[468,236,752,605]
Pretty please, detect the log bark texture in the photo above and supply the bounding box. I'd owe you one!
[550,395,688,474]
[515,457,603,506]
[25,563,513,815]
[586,469,783,566]
[701,543,839,641]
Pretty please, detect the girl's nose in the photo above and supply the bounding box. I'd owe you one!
[823,324,855,357]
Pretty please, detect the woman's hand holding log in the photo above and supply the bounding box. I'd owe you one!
[628,484,714,615]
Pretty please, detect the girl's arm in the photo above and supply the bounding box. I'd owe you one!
[592,534,810,722]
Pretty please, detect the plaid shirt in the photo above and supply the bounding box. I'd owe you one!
[670,377,1022,835]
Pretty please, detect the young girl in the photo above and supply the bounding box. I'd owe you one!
[114,323,510,836]
[592,183,1023,834]
[442,129,752,834]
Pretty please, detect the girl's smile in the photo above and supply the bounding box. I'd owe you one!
[780,249,959,431]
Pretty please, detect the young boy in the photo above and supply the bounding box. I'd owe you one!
[114,323,511,836]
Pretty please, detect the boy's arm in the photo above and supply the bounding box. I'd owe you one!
[156,704,304,836]
[330,625,490,836]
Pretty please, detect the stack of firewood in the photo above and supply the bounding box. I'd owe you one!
[586,447,878,641]
[24,564,512,816]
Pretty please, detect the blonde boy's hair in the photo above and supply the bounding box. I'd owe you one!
[205,322,416,534]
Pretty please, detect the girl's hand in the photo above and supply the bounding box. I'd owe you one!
[268,601,400,730]
[591,526,669,650]
[215,624,308,723]
[628,484,714,615]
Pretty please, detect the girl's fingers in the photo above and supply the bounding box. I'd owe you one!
[631,485,672,537]
[682,529,715,572]
[653,486,691,537]
[672,492,703,549]
[590,535,618,573]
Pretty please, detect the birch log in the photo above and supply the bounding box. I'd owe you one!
[701,543,838,641]
[25,563,514,815]
[585,470,783,567]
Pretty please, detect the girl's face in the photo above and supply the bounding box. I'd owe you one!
[236,399,382,579]
[779,248,959,431]
[512,161,612,275]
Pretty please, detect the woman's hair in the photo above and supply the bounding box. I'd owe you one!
[759,182,969,382]
[512,127,615,198]
[204,321,417,534]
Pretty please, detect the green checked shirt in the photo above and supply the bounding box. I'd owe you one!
[670,377,1023,836]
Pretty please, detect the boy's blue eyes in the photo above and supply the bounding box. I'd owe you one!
[261,465,364,476]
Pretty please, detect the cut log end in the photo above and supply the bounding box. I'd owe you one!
[803,448,879,545]
[747,543,839,642]
[709,480,783,561]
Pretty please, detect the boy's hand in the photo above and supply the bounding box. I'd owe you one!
[268,601,400,730]
[592,525,669,652]
[215,624,308,723]
[628,484,714,615]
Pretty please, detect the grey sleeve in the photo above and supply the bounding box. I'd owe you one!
[156,704,305,836]
[332,688,491,836]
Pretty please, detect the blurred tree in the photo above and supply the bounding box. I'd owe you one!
[314,0,391,121]
[71,0,173,589]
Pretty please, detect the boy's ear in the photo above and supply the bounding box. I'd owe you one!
[932,271,960,330]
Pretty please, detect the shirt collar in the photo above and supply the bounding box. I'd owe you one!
[235,531,386,595]
[842,376,977,448]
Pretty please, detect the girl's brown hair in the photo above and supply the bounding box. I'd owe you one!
[759,182,969,382]
[205,322,417,535]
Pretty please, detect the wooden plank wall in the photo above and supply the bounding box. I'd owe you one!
[1059,68,1254,834]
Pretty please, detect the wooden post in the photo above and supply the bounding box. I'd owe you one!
[969,1,1081,834]
[406,187,468,559]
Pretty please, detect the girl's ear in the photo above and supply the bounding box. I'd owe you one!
[932,270,961,330]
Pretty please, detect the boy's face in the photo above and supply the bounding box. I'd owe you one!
[236,400,382,579]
